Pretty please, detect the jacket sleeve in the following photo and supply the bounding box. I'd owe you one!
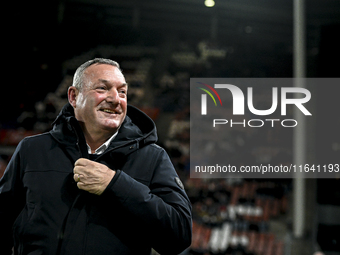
[102,147,192,255]
[0,141,26,255]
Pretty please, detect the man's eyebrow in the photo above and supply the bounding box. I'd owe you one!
[98,79,128,87]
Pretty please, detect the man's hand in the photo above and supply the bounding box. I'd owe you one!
[73,158,115,195]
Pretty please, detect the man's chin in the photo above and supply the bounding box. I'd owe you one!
[99,121,123,132]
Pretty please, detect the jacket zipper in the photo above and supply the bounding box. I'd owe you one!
[56,122,87,255]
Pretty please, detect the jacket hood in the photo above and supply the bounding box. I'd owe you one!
[51,103,158,149]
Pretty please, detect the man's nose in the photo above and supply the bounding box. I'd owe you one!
[106,89,120,104]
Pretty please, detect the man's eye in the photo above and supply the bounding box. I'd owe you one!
[119,90,127,98]
[118,89,127,94]
[96,86,106,91]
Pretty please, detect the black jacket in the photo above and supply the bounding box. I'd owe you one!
[0,103,192,255]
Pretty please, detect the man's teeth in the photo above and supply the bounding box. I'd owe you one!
[102,109,115,113]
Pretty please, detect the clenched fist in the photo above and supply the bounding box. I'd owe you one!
[73,158,115,195]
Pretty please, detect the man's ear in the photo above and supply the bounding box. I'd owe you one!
[68,86,78,108]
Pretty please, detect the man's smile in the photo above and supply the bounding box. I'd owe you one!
[100,108,116,114]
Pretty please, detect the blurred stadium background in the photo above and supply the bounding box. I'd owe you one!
[1,0,340,254]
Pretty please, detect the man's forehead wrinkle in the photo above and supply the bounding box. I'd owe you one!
[98,79,110,84]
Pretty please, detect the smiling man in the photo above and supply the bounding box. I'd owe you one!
[0,58,192,255]
[69,62,128,152]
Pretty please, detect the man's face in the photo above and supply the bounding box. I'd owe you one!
[70,63,128,135]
